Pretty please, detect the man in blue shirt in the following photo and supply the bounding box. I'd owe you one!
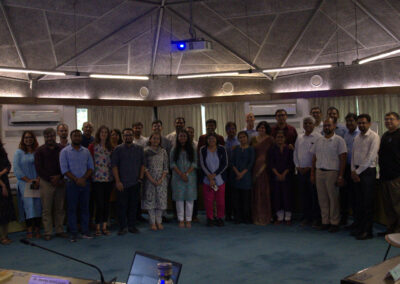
[60,130,94,242]
[342,113,360,227]
[327,107,347,138]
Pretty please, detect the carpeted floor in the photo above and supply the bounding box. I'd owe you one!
[0,215,392,284]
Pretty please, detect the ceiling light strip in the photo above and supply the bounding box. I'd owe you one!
[358,48,400,64]
[263,64,333,73]
[0,67,66,76]
[177,72,240,79]
[89,74,149,80]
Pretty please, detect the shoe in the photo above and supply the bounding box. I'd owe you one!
[0,238,12,245]
[285,220,292,226]
[192,216,199,223]
[216,219,225,227]
[156,223,164,230]
[350,229,362,236]
[95,229,102,236]
[69,235,77,243]
[56,232,69,238]
[102,229,111,236]
[356,232,373,240]
[207,218,214,227]
[345,222,358,230]
[81,233,93,239]
[118,228,128,236]
[312,220,322,229]
[43,235,52,241]
[185,221,191,228]
[178,221,185,228]
[328,225,340,233]
[162,216,170,223]
[150,224,157,231]
[128,227,140,234]
[317,224,330,230]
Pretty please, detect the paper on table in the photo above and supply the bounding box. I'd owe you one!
[24,183,40,198]
[28,275,70,284]
[390,263,400,282]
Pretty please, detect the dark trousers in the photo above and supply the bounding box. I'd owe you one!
[340,165,355,223]
[117,184,140,230]
[26,217,41,228]
[93,182,112,225]
[272,179,292,213]
[225,177,234,219]
[66,181,90,235]
[297,171,320,222]
[381,177,400,232]
[354,168,376,234]
[233,188,251,223]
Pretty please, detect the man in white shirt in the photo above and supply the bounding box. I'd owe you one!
[311,118,347,233]
[244,112,257,138]
[351,114,380,240]
[132,122,148,147]
[294,117,322,227]
[310,106,323,134]
[166,117,185,147]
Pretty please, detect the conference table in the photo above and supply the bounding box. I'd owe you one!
[0,269,125,284]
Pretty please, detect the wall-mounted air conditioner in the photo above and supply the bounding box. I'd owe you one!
[249,103,297,117]
[8,110,61,126]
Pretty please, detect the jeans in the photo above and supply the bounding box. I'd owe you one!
[66,181,90,235]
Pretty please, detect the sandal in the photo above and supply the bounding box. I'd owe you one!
[156,223,164,230]
[102,229,111,236]
[1,238,12,245]
[95,229,102,236]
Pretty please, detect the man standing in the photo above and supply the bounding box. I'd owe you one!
[341,113,360,226]
[112,128,145,235]
[244,112,257,138]
[327,107,346,137]
[35,128,67,240]
[132,122,148,147]
[57,123,69,148]
[186,126,198,149]
[152,120,172,154]
[166,117,185,146]
[60,130,94,242]
[351,114,380,240]
[294,117,321,227]
[311,118,347,233]
[379,112,400,235]
[225,122,240,221]
[197,119,225,150]
[310,107,323,134]
[271,109,297,148]
[81,122,94,148]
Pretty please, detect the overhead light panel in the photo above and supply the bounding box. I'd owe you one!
[263,64,334,73]
[90,74,149,80]
[0,67,66,76]
[178,72,240,79]
[357,47,400,64]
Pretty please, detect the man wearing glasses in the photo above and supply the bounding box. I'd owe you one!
[271,109,298,148]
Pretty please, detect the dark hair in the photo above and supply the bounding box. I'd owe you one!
[327,106,339,115]
[70,129,82,138]
[275,130,286,140]
[205,133,218,147]
[357,113,371,123]
[174,130,194,163]
[147,132,162,147]
[132,122,143,128]
[275,109,287,116]
[122,128,133,135]
[43,128,56,136]
[237,130,248,139]
[186,126,194,131]
[94,125,112,151]
[152,119,163,126]
[256,121,271,135]
[19,131,39,153]
[206,119,217,127]
[225,121,237,131]
[345,113,358,121]
[385,112,400,120]
[111,129,123,145]
[0,138,9,167]
[175,117,185,123]
[56,123,68,131]
[310,106,321,113]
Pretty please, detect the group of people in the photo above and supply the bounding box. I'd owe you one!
[0,106,400,244]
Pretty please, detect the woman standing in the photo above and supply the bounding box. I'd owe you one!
[199,133,228,227]
[0,140,15,245]
[110,129,123,149]
[143,133,169,231]
[88,126,113,236]
[170,130,197,228]
[13,131,41,238]
[250,121,274,225]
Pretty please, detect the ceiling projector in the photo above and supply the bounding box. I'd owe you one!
[171,39,212,52]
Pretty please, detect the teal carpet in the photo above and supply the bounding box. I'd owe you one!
[0,215,392,283]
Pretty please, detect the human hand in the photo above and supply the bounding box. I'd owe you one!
[116,181,124,191]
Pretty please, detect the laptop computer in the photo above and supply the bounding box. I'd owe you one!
[126,251,182,284]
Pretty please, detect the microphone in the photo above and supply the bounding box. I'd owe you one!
[20,238,115,284]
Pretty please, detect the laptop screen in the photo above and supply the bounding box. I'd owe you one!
[126,251,182,284]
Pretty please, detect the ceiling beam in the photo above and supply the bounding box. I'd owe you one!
[273,0,325,80]
[166,7,272,80]
[252,14,278,65]
[128,0,160,5]
[37,7,158,80]
[150,0,166,76]
[352,0,400,43]
[165,0,207,6]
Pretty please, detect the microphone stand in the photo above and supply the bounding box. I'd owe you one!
[20,239,116,284]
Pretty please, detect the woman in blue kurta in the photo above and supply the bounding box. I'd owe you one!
[14,131,42,238]
[232,131,255,224]
[170,130,197,228]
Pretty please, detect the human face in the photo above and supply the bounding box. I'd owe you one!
[357,117,370,134]
[276,133,285,145]
[275,111,287,124]
[303,120,315,134]
[207,135,217,147]
[23,133,34,146]
[310,108,322,122]
[71,132,82,146]
[185,127,194,141]
[246,113,255,124]
[345,117,357,132]
[82,122,93,136]
[123,130,134,144]
[152,122,162,134]
[100,128,109,141]
[327,109,339,123]
[110,130,119,143]
[257,125,266,135]
[238,133,248,146]
[385,115,400,131]
[57,125,68,139]
[175,119,185,132]
[206,122,216,135]
[226,125,236,138]
[44,131,56,146]
[132,125,143,137]
[178,132,188,146]
[323,119,335,136]
[149,134,161,147]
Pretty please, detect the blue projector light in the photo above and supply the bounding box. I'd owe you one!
[177,42,186,50]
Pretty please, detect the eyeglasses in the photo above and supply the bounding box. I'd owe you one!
[24,136,33,139]
[123,134,133,137]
